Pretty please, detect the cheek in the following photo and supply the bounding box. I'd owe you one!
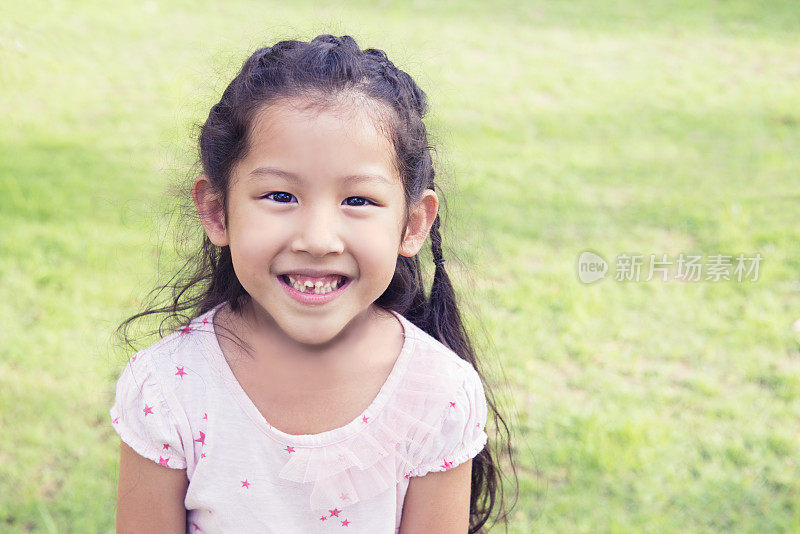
[228,222,281,270]
[356,217,402,250]
[351,225,403,274]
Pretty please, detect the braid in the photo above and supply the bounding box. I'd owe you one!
[430,214,446,267]
[116,34,518,533]
[428,209,511,534]
[427,214,468,355]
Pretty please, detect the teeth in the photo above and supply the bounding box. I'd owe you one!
[286,275,341,294]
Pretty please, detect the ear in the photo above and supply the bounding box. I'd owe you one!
[192,174,229,247]
[399,190,439,257]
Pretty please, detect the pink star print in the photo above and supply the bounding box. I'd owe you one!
[158,457,170,467]
[319,516,328,521]
[195,431,206,446]
[440,459,453,470]
[175,366,187,378]
[341,519,351,526]
[361,415,369,423]
[202,413,208,420]
[201,453,206,458]
[112,417,119,424]
[404,473,410,479]
[191,521,201,531]
[143,404,154,417]
[476,422,481,428]
[131,354,137,363]
[163,444,170,450]
[329,508,341,518]
[284,446,295,454]
[179,325,192,335]
[340,492,349,500]
[449,401,456,407]
[202,317,209,325]
[241,479,250,488]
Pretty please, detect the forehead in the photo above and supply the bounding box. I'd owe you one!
[241,97,400,182]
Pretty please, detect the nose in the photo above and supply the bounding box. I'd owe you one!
[289,204,345,257]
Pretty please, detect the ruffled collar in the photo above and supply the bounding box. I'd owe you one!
[195,302,459,512]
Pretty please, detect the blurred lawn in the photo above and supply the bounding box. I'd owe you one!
[2,0,800,532]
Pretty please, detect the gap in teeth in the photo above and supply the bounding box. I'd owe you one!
[286,275,343,294]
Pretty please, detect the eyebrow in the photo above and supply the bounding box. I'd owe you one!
[249,166,393,186]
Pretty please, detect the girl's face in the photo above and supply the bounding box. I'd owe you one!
[195,97,438,350]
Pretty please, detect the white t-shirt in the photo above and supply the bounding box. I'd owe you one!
[110,301,488,533]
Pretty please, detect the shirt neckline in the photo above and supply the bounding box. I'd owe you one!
[200,301,417,448]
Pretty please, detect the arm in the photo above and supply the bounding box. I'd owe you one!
[116,441,189,534]
[398,459,473,534]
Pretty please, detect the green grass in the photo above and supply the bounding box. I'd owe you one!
[2,0,800,531]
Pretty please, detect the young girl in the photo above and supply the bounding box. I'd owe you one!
[111,34,515,533]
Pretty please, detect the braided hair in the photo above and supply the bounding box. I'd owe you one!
[117,34,518,533]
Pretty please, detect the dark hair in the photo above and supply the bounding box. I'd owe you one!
[116,34,518,532]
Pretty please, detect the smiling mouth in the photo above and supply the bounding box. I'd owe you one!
[279,274,349,294]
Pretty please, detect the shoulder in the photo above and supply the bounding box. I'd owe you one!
[403,320,485,416]
[128,313,216,378]
[400,315,480,385]
[109,312,219,471]
[395,316,486,431]
[112,312,219,421]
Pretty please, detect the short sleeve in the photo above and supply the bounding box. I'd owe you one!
[109,352,187,469]
[407,365,489,478]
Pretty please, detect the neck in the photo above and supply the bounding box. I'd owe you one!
[232,300,388,372]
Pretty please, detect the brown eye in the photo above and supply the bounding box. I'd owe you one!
[263,192,294,203]
[343,197,376,207]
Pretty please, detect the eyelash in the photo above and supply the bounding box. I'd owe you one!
[260,192,377,207]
